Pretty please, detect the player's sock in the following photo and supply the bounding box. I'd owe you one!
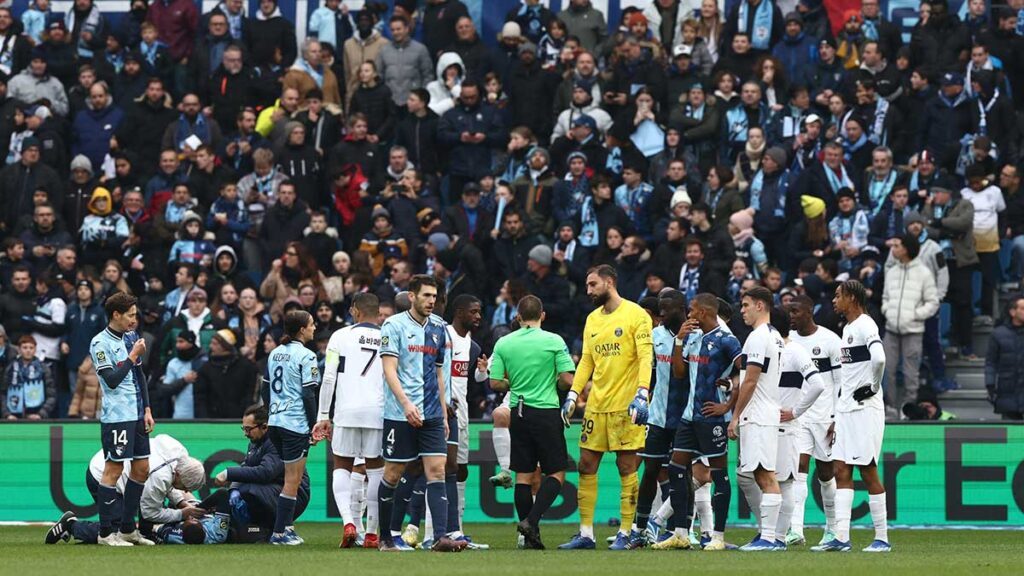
[445,474,460,534]
[351,471,366,532]
[777,480,794,539]
[406,474,426,527]
[737,472,762,531]
[366,467,383,534]
[577,473,597,539]
[869,493,888,543]
[527,476,562,527]
[791,472,808,536]
[618,472,638,535]
[514,483,533,520]
[710,469,730,534]
[834,488,854,542]
[493,427,511,472]
[119,477,145,534]
[377,479,397,542]
[98,483,118,538]
[274,493,297,535]
[424,500,433,539]
[693,482,712,534]
[667,462,692,536]
[655,481,672,526]
[820,477,837,531]
[759,492,781,542]
[425,481,448,542]
[333,468,353,525]
[457,480,466,528]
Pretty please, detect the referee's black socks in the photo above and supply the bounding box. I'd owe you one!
[527,476,562,527]
[514,483,533,522]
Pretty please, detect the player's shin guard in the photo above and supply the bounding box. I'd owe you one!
[274,493,297,534]
[619,472,638,535]
[791,472,808,536]
[759,492,781,543]
[120,478,145,534]
[834,488,854,542]
[710,469,730,534]
[868,493,888,543]
[577,473,598,539]
[737,472,762,531]
[425,481,448,542]
[445,474,460,533]
[351,471,366,532]
[777,480,794,539]
[514,483,533,521]
[98,483,118,538]
[528,476,562,527]
[333,468,353,525]
[365,468,383,535]
[667,462,692,537]
[693,483,712,534]
[378,479,397,542]
[493,427,511,472]
[819,477,837,531]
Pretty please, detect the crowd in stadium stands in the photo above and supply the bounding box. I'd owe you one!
[0,0,1023,423]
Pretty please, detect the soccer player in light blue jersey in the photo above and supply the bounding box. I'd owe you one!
[655,293,743,551]
[264,310,320,545]
[376,275,466,553]
[89,292,154,547]
[630,291,688,548]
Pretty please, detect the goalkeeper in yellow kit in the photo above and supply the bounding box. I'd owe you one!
[558,265,653,550]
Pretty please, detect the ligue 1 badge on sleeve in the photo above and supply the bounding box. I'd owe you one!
[96,351,106,362]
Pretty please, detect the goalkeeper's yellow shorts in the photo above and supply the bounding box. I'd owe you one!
[578,410,644,453]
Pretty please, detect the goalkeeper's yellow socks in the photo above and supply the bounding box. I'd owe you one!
[578,473,597,539]
[619,472,638,534]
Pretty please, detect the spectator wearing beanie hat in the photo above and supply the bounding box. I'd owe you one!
[524,241,572,341]
[195,326,259,419]
[159,328,206,419]
[159,287,224,367]
[359,205,408,277]
[505,0,556,44]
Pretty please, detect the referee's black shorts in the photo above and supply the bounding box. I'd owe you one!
[510,405,568,475]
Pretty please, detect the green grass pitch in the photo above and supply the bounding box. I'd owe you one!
[5,523,1022,575]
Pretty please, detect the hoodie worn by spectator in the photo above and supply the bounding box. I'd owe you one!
[8,64,70,119]
[1,354,55,418]
[246,2,297,69]
[80,187,129,265]
[168,210,216,268]
[427,52,466,117]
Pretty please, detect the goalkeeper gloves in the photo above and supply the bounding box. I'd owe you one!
[561,391,578,428]
[852,385,877,402]
[628,388,649,425]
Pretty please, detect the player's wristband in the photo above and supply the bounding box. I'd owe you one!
[317,413,330,422]
[674,337,684,347]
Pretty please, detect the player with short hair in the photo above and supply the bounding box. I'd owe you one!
[489,295,576,549]
[629,291,686,548]
[731,286,785,551]
[313,293,385,548]
[559,265,653,550]
[654,293,743,550]
[440,294,489,548]
[783,295,841,546]
[376,275,465,552]
[815,280,890,552]
[264,310,320,545]
[89,292,155,546]
[766,307,827,549]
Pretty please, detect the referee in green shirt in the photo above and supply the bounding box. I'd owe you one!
[489,295,576,550]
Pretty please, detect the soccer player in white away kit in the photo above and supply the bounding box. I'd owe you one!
[784,295,841,546]
[313,293,385,549]
[770,307,827,550]
[731,286,785,552]
[817,280,890,552]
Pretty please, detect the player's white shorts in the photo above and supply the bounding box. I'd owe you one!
[775,428,799,481]
[457,402,469,465]
[331,426,383,459]
[738,423,778,473]
[797,420,833,462]
[832,409,884,466]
